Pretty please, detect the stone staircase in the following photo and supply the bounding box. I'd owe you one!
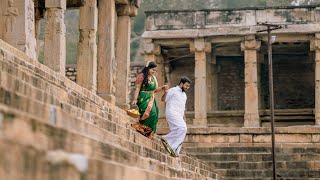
[185,146,320,179]
[0,40,219,180]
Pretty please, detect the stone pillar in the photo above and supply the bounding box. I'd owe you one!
[1,0,37,59]
[77,0,98,92]
[43,0,66,75]
[208,53,218,111]
[115,4,137,109]
[311,34,320,125]
[190,38,211,126]
[34,0,45,59]
[97,0,116,104]
[241,35,261,127]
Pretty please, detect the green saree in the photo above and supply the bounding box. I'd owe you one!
[131,73,159,139]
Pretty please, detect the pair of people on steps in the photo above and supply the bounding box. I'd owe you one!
[131,61,191,157]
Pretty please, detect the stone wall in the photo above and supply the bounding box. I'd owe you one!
[217,56,244,111]
[65,64,77,82]
[261,54,314,109]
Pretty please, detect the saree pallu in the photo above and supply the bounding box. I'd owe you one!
[132,74,159,139]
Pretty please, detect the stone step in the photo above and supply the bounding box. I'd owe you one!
[184,147,320,154]
[0,57,213,170]
[191,153,320,162]
[205,161,320,170]
[0,108,217,179]
[0,140,215,180]
[214,169,320,178]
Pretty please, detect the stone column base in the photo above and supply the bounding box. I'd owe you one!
[244,113,260,127]
[193,118,208,126]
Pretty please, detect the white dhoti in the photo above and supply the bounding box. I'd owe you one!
[162,86,188,155]
[163,114,187,155]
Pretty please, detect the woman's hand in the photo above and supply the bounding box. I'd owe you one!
[132,99,137,106]
[161,85,169,91]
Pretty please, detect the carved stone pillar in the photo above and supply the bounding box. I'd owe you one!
[77,0,97,92]
[1,0,37,59]
[190,38,211,126]
[34,0,45,59]
[241,35,261,127]
[43,0,66,75]
[311,33,320,125]
[97,0,116,104]
[115,4,138,109]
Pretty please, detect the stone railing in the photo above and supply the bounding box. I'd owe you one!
[144,5,320,38]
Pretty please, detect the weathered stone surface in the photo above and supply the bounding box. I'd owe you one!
[144,6,320,36]
[43,6,66,75]
[97,0,116,104]
[115,15,131,109]
[0,0,37,59]
[77,0,97,92]
[0,39,218,180]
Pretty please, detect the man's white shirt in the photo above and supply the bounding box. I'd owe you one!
[165,86,187,117]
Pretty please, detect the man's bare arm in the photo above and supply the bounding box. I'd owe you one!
[161,91,167,102]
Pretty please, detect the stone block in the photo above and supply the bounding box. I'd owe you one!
[253,134,312,143]
[240,134,253,143]
[45,0,66,9]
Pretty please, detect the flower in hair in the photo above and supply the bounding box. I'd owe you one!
[145,61,150,67]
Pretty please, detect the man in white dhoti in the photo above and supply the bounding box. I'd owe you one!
[160,77,191,157]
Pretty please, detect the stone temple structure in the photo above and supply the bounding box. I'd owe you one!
[1,0,320,179]
[143,5,320,179]
[143,5,320,128]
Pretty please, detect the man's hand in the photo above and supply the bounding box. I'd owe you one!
[161,85,169,91]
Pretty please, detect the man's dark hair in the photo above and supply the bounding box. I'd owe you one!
[179,76,191,85]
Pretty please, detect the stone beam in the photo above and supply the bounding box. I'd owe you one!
[241,35,261,127]
[259,34,312,43]
[66,0,85,8]
[116,4,137,17]
[153,39,192,46]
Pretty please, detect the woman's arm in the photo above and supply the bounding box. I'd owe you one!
[132,73,143,105]
[161,90,168,102]
[155,84,169,93]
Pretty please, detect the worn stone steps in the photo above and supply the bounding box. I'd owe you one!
[0,41,218,179]
[0,104,217,179]
[205,160,320,169]
[191,153,320,162]
[214,169,320,179]
[185,146,320,153]
[0,140,209,180]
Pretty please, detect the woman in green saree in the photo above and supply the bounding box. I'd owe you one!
[131,61,168,139]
